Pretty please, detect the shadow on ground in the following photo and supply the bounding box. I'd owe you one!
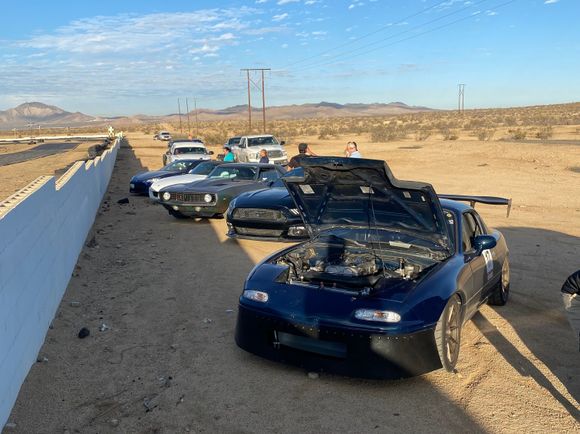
[482,226,580,420]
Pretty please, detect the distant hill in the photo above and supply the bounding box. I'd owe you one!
[0,101,434,130]
[0,102,99,128]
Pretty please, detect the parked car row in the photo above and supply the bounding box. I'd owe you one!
[129,136,513,380]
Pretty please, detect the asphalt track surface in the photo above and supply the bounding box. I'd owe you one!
[0,142,80,167]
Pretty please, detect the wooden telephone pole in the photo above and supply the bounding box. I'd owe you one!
[241,68,271,133]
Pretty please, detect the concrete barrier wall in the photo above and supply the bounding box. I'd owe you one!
[0,138,120,426]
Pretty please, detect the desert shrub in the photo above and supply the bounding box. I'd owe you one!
[535,126,553,140]
[414,128,431,141]
[202,130,228,146]
[370,125,406,142]
[476,128,495,141]
[508,128,527,140]
[440,128,459,141]
[318,125,338,139]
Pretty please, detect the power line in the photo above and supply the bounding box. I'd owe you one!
[290,0,494,73]
[282,0,462,70]
[295,0,517,73]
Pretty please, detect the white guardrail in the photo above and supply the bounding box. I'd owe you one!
[0,135,121,426]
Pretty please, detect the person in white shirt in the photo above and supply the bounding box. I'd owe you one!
[345,141,362,158]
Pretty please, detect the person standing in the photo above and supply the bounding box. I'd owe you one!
[223,146,236,162]
[288,143,317,169]
[259,149,269,164]
[561,269,580,351]
[345,141,362,158]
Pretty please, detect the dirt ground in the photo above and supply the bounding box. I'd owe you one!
[0,141,95,201]
[3,132,580,433]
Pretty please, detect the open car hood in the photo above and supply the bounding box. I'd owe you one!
[282,157,451,251]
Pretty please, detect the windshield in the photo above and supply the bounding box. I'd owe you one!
[189,162,219,175]
[173,147,207,155]
[208,166,257,181]
[228,137,241,146]
[247,136,279,147]
[163,160,201,171]
[271,167,303,188]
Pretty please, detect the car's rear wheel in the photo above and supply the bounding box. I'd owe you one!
[488,258,510,306]
[435,294,463,372]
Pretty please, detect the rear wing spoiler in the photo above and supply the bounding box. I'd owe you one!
[439,194,512,218]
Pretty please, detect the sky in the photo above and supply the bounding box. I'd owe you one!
[0,0,578,116]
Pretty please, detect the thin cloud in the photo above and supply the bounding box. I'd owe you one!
[278,0,300,4]
[0,8,288,113]
[544,0,559,3]
[272,13,289,21]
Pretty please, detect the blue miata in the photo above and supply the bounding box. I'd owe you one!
[235,157,511,378]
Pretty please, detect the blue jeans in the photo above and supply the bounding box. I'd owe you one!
[562,293,580,351]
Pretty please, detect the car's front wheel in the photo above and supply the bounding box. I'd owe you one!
[435,294,463,372]
[488,258,510,306]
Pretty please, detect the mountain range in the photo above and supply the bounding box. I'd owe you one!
[0,101,434,129]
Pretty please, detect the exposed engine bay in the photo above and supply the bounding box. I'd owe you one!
[274,239,443,290]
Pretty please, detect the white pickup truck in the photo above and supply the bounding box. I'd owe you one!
[163,140,213,165]
[232,135,288,165]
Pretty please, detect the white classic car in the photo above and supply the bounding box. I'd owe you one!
[149,160,225,202]
[163,140,213,165]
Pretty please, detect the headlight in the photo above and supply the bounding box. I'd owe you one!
[288,225,307,237]
[354,309,401,323]
[204,193,213,203]
[130,183,135,189]
[243,290,269,303]
[162,192,171,201]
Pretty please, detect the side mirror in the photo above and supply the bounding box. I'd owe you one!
[473,235,497,255]
[209,150,214,155]
[239,143,246,148]
[280,141,286,146]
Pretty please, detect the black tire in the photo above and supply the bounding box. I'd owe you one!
[435,294,463,372]
[488,258,510,306]
[168,209,188,219]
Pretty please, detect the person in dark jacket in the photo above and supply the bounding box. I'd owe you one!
[561,269,580,351]
[259,149,269,164]
[288,142,317,169]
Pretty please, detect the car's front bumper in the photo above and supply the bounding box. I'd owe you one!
[235,304,442,379]
[129,181,150,195]
[161,203,226,217]
[226,218,307,242]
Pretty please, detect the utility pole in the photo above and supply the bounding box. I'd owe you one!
[185,98,191,137]
[458,83,465,113]
[261,70,267,133]
[241,68,271,133]
[194,97,199,138]
[177,98,183,133]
